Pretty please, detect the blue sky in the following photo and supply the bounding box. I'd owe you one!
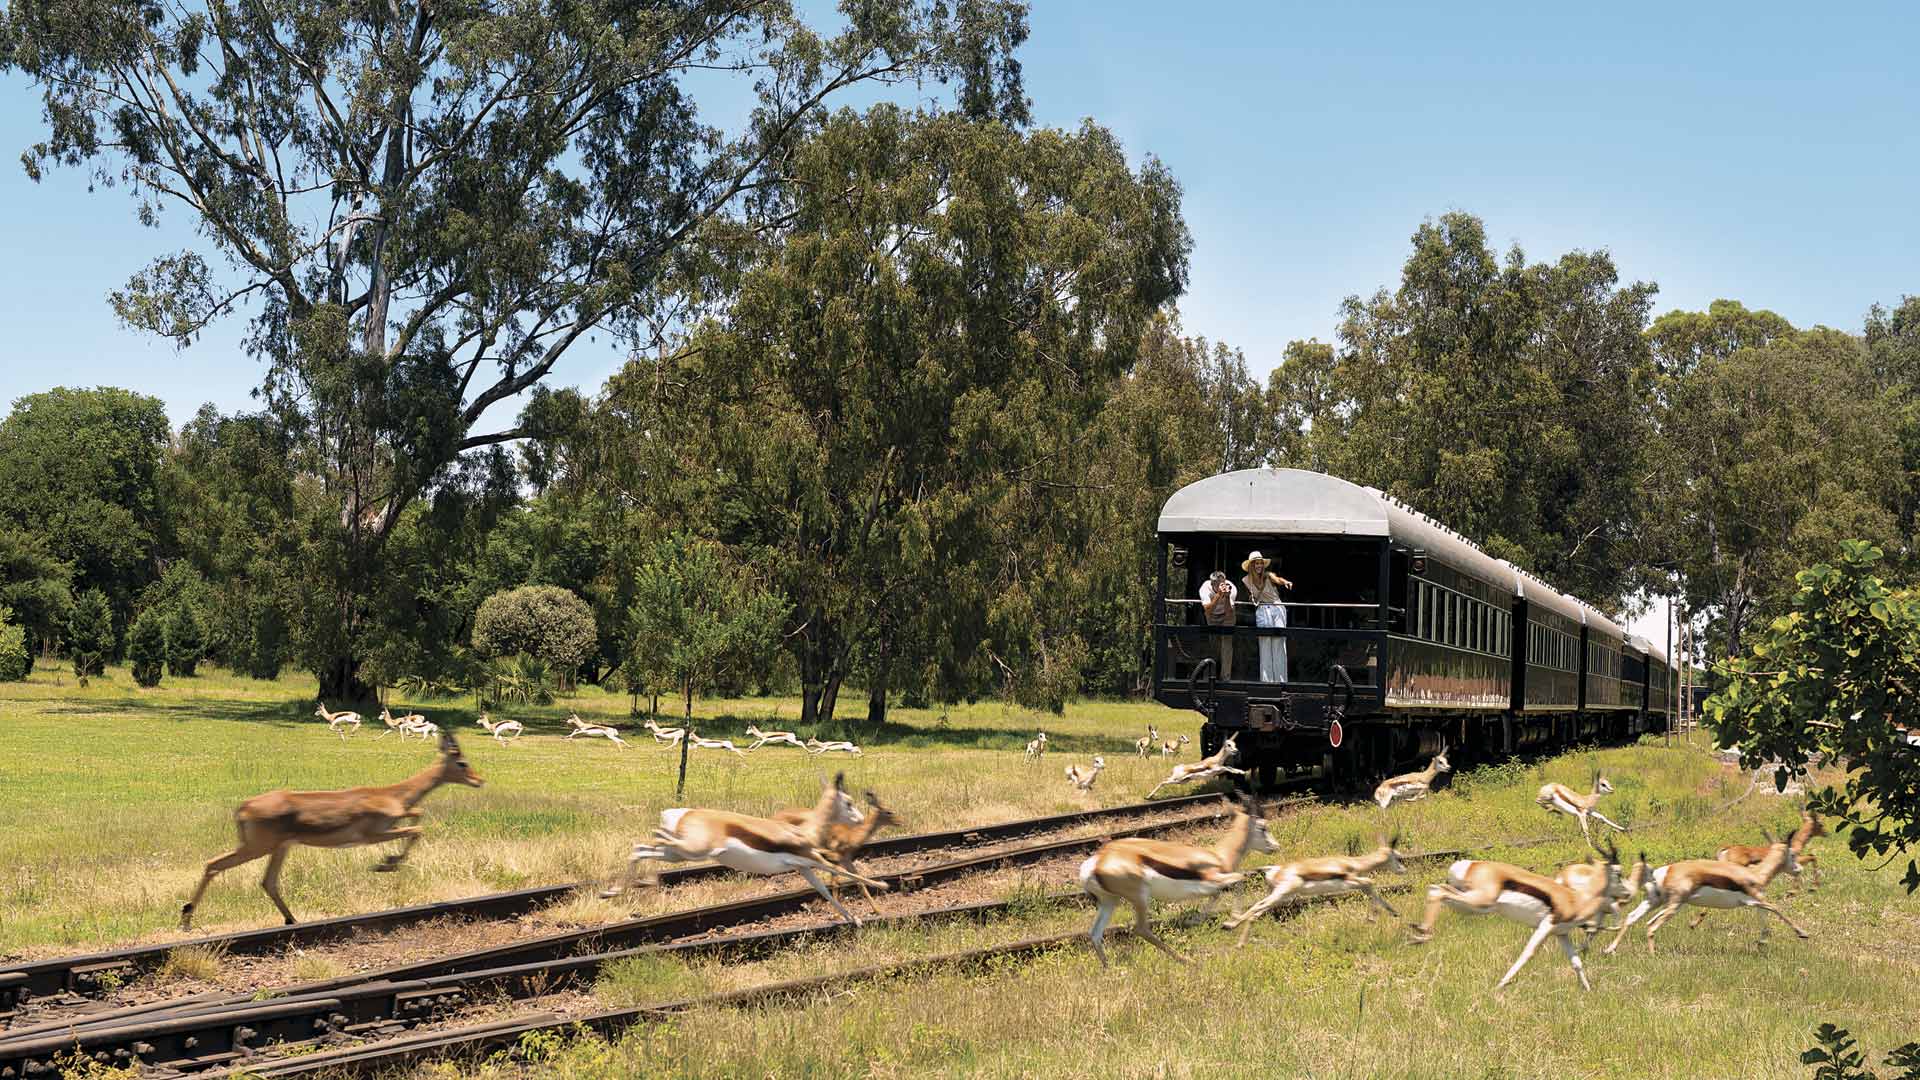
[3,2,1915,429]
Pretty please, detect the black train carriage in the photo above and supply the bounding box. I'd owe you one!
[1152,469,1673,788]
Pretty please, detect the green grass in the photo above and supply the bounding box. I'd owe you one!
[3,666,1916,1078]
[0,663,1183,951]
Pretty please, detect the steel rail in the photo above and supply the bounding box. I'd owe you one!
[0,791,1228,1011]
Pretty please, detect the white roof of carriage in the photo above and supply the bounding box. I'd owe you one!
[1158,468,1603,628]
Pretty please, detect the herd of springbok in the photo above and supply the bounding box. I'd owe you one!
[310,702,865,757]
[190,715,1832,992]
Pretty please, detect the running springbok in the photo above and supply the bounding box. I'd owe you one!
[643,717,686,747]
[374,706,428,740]
[181,729,483,929]
[1024,732,1049,762]
[1135,725,1160,758]
[1161,735,1191,757]
[1408,838,1626,991]
[688,730,749,757]
[1078,793,1278,965]
[1223,834,1409,944]
[773,791,903,917]
[1146,733,1248,799]
[315,704,361,738]
[1373,747,1451,809]
[1557,848,1648,939]
[566,715,629,748]
[1065,755,1107,792]
[806,738,862,756]
[475,713,524,745]
[599,774,888,926]
[746,723,806,750]
[1536,772,1627,844]
[1604,827,1806,955]
[1701,809,1824,902]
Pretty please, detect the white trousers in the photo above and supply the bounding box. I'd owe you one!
[1256,603,1287,683]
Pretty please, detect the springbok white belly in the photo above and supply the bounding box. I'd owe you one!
[1493,890,1552,927]
[1279,877,1356,899]
[1142,868,1227,902]
[713,838,813,877]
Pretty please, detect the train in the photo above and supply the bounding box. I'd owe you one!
[1152,468,1673,788]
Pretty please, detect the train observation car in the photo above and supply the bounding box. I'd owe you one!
[1153,468,1673,788]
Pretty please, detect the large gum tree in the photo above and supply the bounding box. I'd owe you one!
[0,0,1028,699]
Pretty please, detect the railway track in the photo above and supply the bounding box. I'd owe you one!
[183,838,1562,1080]
[0,794,1276,1076]
[0,791,1229,1016]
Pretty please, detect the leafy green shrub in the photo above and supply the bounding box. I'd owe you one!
[128,607,167,687]
[1802,1023,1920,1080]
[238,597,287,680]
[472,585,597,689]
[66,588,113,679]
[165,603,206,676]
[0,606,28,682]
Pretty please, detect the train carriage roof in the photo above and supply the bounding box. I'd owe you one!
[1158,468,1605,626]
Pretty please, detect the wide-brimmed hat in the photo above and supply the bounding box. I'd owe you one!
[1242,551,1274,572]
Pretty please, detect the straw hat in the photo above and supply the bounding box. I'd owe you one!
[1241,551,1274,572]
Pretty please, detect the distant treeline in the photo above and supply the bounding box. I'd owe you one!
[4,211,1915,721]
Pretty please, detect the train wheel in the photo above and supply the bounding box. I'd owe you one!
[1256,763,1279,791]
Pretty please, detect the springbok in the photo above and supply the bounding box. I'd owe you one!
[374,707,427,740]
[1065,755,1107,792]
[1536,772,1628,844]
[688,730,749,757]
[1407,838,1626,991]
[1222,835,1409,944]
[1145,733,1248,799]
[180,729,483,929]
[598,774,889,926]
[806,738,863,756]
[773,791,904,917]
[1135,725,1160,758]
[475,713,524,745]
[1604,828,1806,955]
[1373,747,1451,809]
[1699,809,1824,904]
[1024,732,1049,762]
[643,717,687,747]
[1078,793,1279,965]
[1161,734,1192,757]
[1557,849,1648,939]
[566,715,629,748]
[746,723,806,750]
[315,704,361,738]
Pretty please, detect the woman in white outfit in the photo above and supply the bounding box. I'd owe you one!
[1241,551,1293,683]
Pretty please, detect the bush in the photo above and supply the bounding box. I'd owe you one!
[128,607,167,687]
[0,606,28,682]
[166,604,206,676]
[238,597,287,680]
[472,585,597,687]
[66,588,113,679]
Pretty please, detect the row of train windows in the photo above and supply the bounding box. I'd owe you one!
[1530,623,1578,673]
[1413,581,1509,656]
[1588,642,1621,680]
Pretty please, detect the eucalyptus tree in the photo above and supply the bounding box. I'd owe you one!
[1,0,1029,699]
[611,105,1188,725]
[1300,213,1660,608]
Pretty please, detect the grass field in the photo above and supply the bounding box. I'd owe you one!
[2,665,1916,1078]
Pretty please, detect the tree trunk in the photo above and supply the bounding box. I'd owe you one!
[675,678,693,795]
[798,623,823,727]
[866,639,891,729]
[819,670,844,726]
[317,652,374,705]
